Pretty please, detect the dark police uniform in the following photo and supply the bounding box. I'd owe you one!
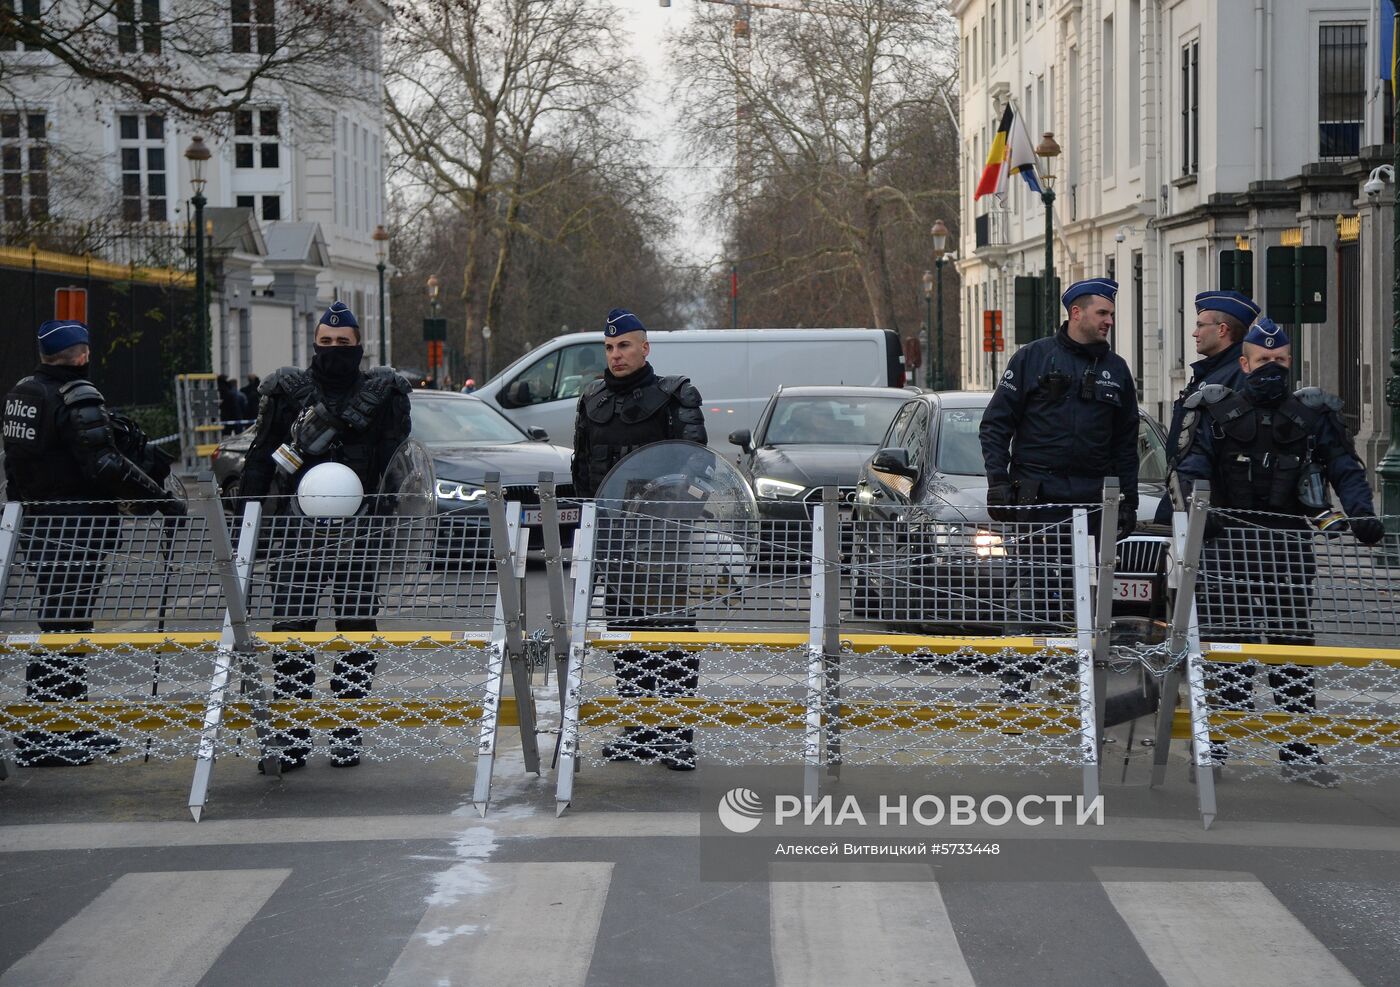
[238,302,412,769]
[3,319,181,766]
[572,308,707,769]
[1153,290,1256,524]
[1175,319,1383,779]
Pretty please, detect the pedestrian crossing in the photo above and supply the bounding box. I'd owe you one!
[0,853,1384,986]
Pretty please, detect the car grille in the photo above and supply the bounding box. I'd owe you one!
[1117,536,1168,577]
[502,483,576,506]
[803,486,858,508]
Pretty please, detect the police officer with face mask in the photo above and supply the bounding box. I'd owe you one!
[239,301,412,770]
[1174,318,1383,786]
[3,319,182,766]
[572,308,707,769]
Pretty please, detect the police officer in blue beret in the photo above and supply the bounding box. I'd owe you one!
[1154,291,1259,524]
[1174,318,1383,786]
[980,277,1140,534]
[3,320,182,766]
[573,308,707,769]
[239,300,412,771]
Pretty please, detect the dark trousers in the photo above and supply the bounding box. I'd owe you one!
[1198,527,1320,761]
[266,521,382,753]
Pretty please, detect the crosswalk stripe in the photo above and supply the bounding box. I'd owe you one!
[382,862,613,987]
[1099,871,1364,987]
[769,868,976,987]
[0,868,290,987]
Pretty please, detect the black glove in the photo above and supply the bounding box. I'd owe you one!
[1349,514,1385,546]
[1116,506,1137,541]
[1201,512,1224,542]
[986,478,1017,522]
[156,495,187,518]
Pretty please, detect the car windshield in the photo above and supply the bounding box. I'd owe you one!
[764,396,907,446]
[935,408,986,475]
[410,396,526,446]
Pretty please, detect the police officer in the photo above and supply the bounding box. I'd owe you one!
[572,308,707,769]
[980,277,1140,533]
[1153,290,1258,524]
[3,319,182,766]
[239,301,412,770]
[1174,318,1384,786]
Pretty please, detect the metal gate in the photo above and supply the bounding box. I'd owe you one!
[1336,240,1361,434]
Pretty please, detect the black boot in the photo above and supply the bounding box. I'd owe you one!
[329,728,362,767]
[13,730,96,767]
[1280,743,1339,788]
[602,727,661,763]
[260,727,310,774]
[657,729,696,771]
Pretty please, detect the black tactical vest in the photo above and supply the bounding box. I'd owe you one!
[2,367,88,502]
[1207,393,1322,514]
[578,375,688,495]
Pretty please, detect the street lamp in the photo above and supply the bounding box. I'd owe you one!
[931,219,950,390]
[921,269,934,389]
[482,323,493,381]
[426,274,440,387]
[184,136,212,373]
[1375,136,1400,549]
[372,224,390,366]
[1035,132,1061,337]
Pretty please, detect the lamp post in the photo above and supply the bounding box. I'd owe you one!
[426,274,440,387]
[1035,132,1061,337]
[183,136,211,373]
[482,323,492,381]
[921,269,934,389]
[931,219,950,390]
[372,224,390,366]
[1378,124,1400,546]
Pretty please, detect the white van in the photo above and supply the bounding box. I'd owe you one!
[474,328,908,447]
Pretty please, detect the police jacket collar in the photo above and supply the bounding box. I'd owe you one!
[1190,342,1242,384]
[603,361,657,393]
[1054,323,1109,360]
[34,362,87,383]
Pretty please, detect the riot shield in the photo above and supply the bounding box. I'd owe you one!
[595,440,757,609]
[377,439,437,516]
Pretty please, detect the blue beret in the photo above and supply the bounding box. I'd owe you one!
[1195,290,1260,326]
[37,320,90,355]
[319,301,359,330]
[604,308,645,338]
[1244,317,1289,350]
[1062,278,1118,310]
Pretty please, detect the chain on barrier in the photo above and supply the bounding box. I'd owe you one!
[1147,480,1400,827]
[0,478,536,819]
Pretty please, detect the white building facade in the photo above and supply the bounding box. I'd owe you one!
[955,0,1396,478]
[0,0,393,380]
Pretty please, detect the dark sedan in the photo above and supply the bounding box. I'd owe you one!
[211,390,578,546]
[851,391,1172,638]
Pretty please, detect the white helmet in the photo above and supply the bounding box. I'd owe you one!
[296,462,364,518]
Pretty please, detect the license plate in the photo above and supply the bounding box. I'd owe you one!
[1113,578,1154,602]
[523,507,581,526]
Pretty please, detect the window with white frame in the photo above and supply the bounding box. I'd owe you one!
[1317,23,1365,160]
[117,0,161,54]
[1128,0,1141,168]
[1,110,47,221]
[231,0,274,54]
[117,112,166,221]
[233,106,279,169]
[1102,15,1114,179]
[0,0,40,51]
[1180,39,1199,177]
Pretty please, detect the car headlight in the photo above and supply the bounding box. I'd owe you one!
[973,529,1006,558]
[754,477,806,499]
[436,480,488,502]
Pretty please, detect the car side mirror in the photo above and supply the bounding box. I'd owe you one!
[728,428,754,454]
[870,447,917,479]
[526,426,549,442]
[502,380,532,407]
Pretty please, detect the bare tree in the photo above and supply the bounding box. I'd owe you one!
[385,0,639,374]
[670,0,957,331]
[0,0,375,120]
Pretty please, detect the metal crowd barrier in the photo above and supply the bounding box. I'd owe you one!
[1151,480,1400,827]
[554,486,1117,814]
[0,477,535,819]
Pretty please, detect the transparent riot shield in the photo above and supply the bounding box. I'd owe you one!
[595,440,757,611]
[377,439,437,516]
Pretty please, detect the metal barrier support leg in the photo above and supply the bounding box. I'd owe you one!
[188,488,262,821]
[1072,508,1100,803]
[0,501,23,780]
[556,503,598,815]
[537,474,572,716]
[803,502,829,803]
[1091,481,1120,765]
[1151,481,1210,788]
[818,487,843,780]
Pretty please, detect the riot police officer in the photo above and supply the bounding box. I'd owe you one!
[239,301,412,770]
[572,308,707,769]
[1153,290,1257,524]
[1174,319,1383,786]
[3,319,182,766]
